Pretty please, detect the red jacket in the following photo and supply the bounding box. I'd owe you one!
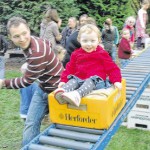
[118,37,132,59]
[123,25,135,43]
[61,46,121,84]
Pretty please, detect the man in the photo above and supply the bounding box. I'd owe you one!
[0,16,64,146]
[62,14,88,67]
[0,34,8,79]
[61,17,77,48]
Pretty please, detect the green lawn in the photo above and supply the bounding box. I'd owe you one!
[0,70,150,150]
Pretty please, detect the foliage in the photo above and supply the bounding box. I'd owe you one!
[0,0,147,35]
[0,0,80,35]
[76,0,139,31]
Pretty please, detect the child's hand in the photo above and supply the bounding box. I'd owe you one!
[114,82,122,91]
[58,82,65,88]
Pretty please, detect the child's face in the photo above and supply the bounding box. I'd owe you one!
[127,20,135,27]
[143,4,150,10]
[79,31,99,53]
[122,30,130,40]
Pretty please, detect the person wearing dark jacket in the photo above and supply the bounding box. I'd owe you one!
[62,14,88,67]
[118,29,133,69]
[0,34,8,79]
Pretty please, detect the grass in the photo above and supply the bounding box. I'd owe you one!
[0,70,150,150]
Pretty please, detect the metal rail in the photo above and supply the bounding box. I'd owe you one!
[21,47,150,150]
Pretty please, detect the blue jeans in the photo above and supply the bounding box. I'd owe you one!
[0,56,5,79]
[120,59,130,69]
[22,86,49,147]
[20,82,38,118]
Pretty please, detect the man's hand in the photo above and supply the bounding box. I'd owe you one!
[114,82,122,91]
[0,79,4,89]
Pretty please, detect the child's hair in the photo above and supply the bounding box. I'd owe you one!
[77,24,101,42]
[53,44,66,61]
[141,0,149,5]
[125,16,136,25]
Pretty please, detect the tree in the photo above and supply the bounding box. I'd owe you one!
[0,0,80,35]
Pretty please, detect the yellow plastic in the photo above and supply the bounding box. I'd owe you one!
[48,79,126,129]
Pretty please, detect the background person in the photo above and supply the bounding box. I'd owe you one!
[40,8,62,51]
[61,17,77,48]
[0,34,8,79]
[102,18,119,62]
[136,0,150,49]
[123,16,136,48]
[19,62,38,121]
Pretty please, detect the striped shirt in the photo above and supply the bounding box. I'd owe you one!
[5,36,64,93]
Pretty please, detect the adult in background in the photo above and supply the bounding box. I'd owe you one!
[61,17,77,48]
[62,14,89,67]
[136,0,149,49]
[0,16,64,147]
[19,62,38,121]
[40,8,62,51]
[102,18,119,62]
[0,34,8,79]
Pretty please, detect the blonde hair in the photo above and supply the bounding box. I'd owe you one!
[125,16,136,25]
[141,0,149,5]
[77,24,101,42]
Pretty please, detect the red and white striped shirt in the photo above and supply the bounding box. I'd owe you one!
[5,36,64,93]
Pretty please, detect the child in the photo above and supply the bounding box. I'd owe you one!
[54,24,122,107]
[118,29,133,69]
[136,0,149,49]
[123,16,136,48]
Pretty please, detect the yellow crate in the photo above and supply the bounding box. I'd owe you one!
[48,79,126,129]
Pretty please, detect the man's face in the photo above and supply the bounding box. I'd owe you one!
[9,23,31,50]
[68,19,76,29]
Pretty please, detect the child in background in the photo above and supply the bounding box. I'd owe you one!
[118,29,133,69]
[136,0,149,49]
[53,44,66,62]
[123,16,136,48]
[54,24,122,107]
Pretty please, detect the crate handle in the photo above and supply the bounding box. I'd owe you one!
[67,104,87,110]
